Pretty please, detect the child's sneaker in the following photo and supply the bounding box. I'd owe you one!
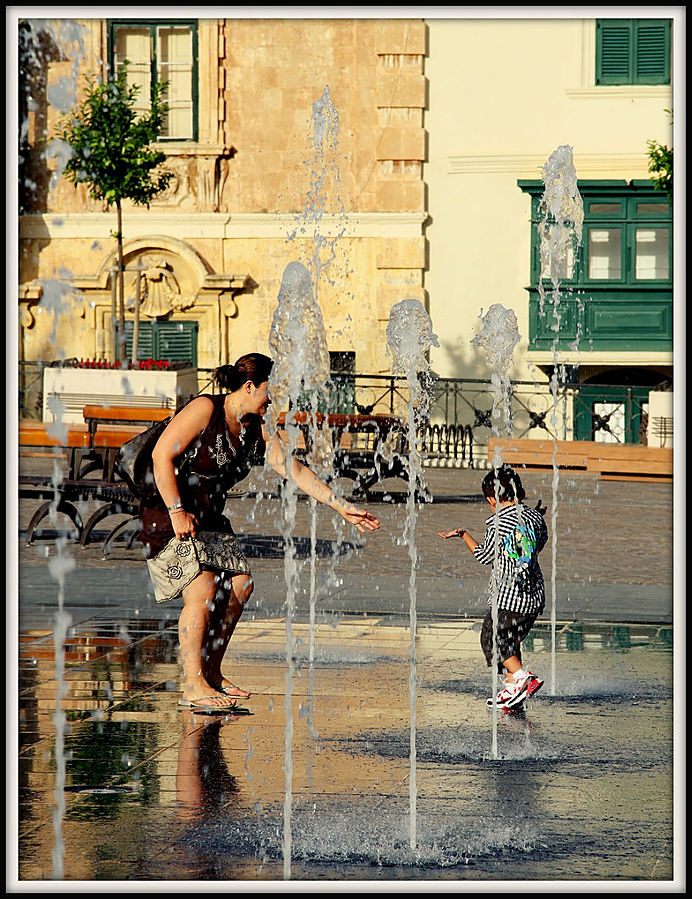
[519,671,544,699]
[486,679,527,709]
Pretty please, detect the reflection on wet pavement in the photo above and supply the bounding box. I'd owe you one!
[18,615,673,882]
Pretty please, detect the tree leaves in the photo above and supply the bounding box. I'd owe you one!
[56,62,172,208]
[646,109,673,200]
[54,61,174,364]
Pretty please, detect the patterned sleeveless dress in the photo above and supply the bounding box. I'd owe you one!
[139,394,266,602]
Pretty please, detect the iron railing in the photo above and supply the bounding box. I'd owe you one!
[19,361,655,467]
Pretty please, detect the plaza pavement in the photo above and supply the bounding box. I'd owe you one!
[13,461,681,886]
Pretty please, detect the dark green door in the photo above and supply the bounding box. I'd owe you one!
[573,384,650,443]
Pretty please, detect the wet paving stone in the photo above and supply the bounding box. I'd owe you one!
[15,616,676,884]
[14,469,678,885]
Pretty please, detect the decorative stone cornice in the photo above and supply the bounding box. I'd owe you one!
[448,153,651,178]
[200,273,250,292]
[19,280,43,301]
[20,211,428,241]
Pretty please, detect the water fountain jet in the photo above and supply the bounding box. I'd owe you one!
[267,259,332,880]
[471,303,521,757]
[386,297,439,851]
[19,19,88,878]
[537,146,584,695]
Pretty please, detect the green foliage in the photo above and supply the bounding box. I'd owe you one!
[647,109,673,200]
[56,62,173,363]
[57,62,172,208]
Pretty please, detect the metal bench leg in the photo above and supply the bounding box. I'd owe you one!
[26,500,84,544]
[102,517,141,556]
[75,450,104,479]
[80,502,134,547]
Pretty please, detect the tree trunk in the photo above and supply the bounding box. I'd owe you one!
[132,259,141,365]
[116,199,127,366]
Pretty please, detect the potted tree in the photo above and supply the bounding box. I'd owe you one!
[57,60,172,365]
[44,62,197,423]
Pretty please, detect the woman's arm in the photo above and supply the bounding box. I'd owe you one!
[264,429,380,534]
[151,396,214,540]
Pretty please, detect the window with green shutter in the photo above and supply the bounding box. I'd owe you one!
[107,19,199,140]
[596,19,671,85]
[118,320,198,365]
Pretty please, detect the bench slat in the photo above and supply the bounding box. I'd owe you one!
[19,423,147,449]
[488,437,672,481]
[82,405,172,424]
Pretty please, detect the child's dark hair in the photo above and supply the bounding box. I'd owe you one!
[214,353,274,391]
[482,464,526,503]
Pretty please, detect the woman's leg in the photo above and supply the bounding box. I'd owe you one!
[205,573,254,697]
[179,570,236,706]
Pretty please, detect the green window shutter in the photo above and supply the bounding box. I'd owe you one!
[154,320,198,365]
[119,320,198,364]
[596,19,670,85]
[597,21,631,85]
[122,321,155,359]
[634,20,670,84]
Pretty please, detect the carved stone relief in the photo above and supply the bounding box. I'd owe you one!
[148,152,232,212]
[124,250,198,318]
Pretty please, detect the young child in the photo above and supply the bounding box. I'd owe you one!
[439,464,548,710]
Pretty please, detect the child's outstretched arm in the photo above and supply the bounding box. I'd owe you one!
[438,527,479,553]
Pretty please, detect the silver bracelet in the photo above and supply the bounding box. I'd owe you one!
[167,502,184,513]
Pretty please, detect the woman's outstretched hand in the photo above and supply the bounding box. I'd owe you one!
[438,528,464,539]
[340,506,380,533]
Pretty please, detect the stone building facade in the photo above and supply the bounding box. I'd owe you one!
[16,14,676,444]
[18,17,428,381]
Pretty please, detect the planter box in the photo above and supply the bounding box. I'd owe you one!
[42,367,198,423]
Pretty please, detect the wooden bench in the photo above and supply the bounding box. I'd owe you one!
[82,404,172,434]
[276,410,408,494]
[19,408,172,549]
[19,419,155,480]
[487,437,673,483]
[80,405,173,479]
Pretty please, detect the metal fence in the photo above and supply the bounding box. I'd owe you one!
[19,361,653,467]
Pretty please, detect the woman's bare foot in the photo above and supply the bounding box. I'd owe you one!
[181,678,238,708]
[215,677,251,699]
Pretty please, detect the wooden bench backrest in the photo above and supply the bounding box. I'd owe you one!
[82,405,172,424]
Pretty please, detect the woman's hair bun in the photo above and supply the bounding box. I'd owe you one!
[214,353,274,391]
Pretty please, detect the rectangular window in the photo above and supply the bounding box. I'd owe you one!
[329,351,357,413]
[587,228,622,280]
[540,224,576,281]
[634,228,669,280]
[533,190,673,287]
[114,27,151,119]
[589,203,622,216]
[596,19,671,85]
[636,202,669,215]
[158,26,195,139]
[519,179,673,360]
[109,19,198,140]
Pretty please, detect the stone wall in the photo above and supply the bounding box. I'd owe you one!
[18,17,429,380]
